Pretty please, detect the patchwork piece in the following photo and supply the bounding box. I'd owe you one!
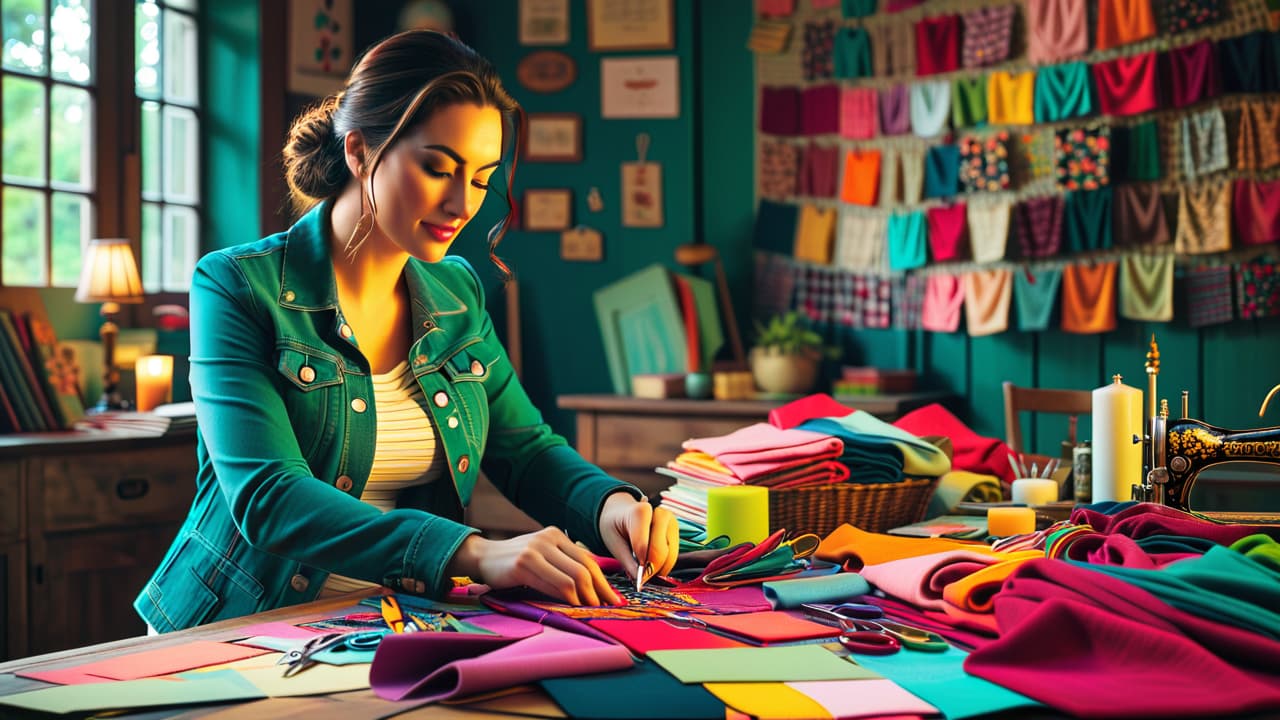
[1174,182,1232,255]
[967,200,1012,263]
[1013,268,1063,331]
[1180,108,1229,180]
[1232,179,1280,247]
[1119,253,1175,322]
[1095,0,1156,51]
[802,19,837,80]
[834,271,893,329]
[833,26,873,79]
[1112,183,1170,248]
[1034,62,1094,123]
[1061,261,1118,334]
[1063,187,1115,253]
[1237,258,1280,320]
[1163,40,1220,109]
[963,269,1013,336]
[1026,0,1089,64]
[887,211,928,271]
[959,131,1011,194]
[840,87,878,140]
[893,272,926,330]
[921,274,965,332]
[1092,52,1160,117]
[1183,265,1233,327]
[961,5,1015,68]
[986,71,1037,126]
[1015,195,1065,258]
[1235,99,1280,171]
[760,140,800,199]
[1055,125,1111,191]
[915,14,961,76]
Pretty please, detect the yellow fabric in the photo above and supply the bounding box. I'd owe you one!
[794,204,838,264]
[986,71,1036,125]
[675,451,733,476]
[942,551,1042,612]
[930,470,1003,515]
[817,523,993,570]
[1119,252,1174,322]
[705,683,832,720]
[1174,182,1232,255]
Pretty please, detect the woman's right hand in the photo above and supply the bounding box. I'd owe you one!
[446,527,624,606]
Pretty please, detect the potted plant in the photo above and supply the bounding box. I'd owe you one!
[749,311,836,394]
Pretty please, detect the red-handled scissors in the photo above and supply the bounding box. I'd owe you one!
[801,603,899,655]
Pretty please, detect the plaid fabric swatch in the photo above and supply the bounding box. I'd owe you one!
[795,265,840,326]
[1015,195,1065,259]
[798,142,840,198]
[1159,0,1222,33]
[893,273,926,330]
[1183,265,1232,327]
[802,20,837,81]
[753,251,797,323]
[834,211,888,272]
[840,87,878,140]
[1055,125,1111,191]
[1236,99,1280,171]
[863,275,893,329]
[759,140,800,200]
[833,26,873,79]
[1013,268,1063,331]
[959,131,1011,194]
[834,271,893,329]
[1180,108,1229,180]
[1237,258,1280,320]
[879,84,911,136]
[962,5,1015,68]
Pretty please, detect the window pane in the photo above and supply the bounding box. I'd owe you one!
[2,0,47,74]
[141,100,160,199]
[162,8,195,105]
[50,0,90,84]
[50,190,89,286]
[50,83,92,189]
[162,204,196,291]
[2,75,46,183]
[135,0,159,98]
[2,186,47,285]
[165,0,195,10]
[162,104,198,204]
[141,200,160,291]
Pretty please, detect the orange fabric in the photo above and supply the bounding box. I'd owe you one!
[986,71,1036,126]
[1095,0,1156,51]
[1061,261,1118,334]
[941,551,1042,612]
[840,149,882,206]
[816,523,993,570]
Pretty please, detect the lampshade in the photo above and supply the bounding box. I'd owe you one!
[75,238,144,304]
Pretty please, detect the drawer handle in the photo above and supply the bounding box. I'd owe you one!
[116,477,150,500]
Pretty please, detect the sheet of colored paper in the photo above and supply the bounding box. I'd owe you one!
[15,667,113,685]
[55,641,272,682]
[0,673,266,714]
[699,610,843,645]
[0,673,57,695]
[704,682,831,719]
[587,618,748,653]
[648,645,879,683]
[541,659,726,719]
[852,646,1041,719]
[789,679,938,717]
[233,661,372,697]
[233,621,327,640]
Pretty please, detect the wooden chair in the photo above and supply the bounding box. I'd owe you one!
[1002,381,1093,455]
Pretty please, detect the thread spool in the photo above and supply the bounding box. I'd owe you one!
[1011,478,1058,506]
[1091,374,1143,503]
[705,486,770,546]
[987,507,1036,536]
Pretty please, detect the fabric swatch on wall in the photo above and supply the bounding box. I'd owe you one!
[893,273,926,330]
[1092,52,1160,117]
[1158,0,1221,33]
[840,149,883,206]
[1063,187,1114,253]
[1034,62,1094,123]
[1174,181,1232,255]
[842,0,877,18]
[1095,0,1156,51]
[835,211,888,271]
[1055,125,1111,191]
[987,71,1037,126]
[1163,39,1220,109]
[1237,258,1280,320]
[915,14,961,76]
[878,146,901,207]
[748,20,794,54]
[1113,120,1161,182]
[798,142,839,198]
[1014,195,1065,258]
[924,145,960,200]
[900,146,926,204]
[887,211,928,271]
[802,19,837,80]
[952,76,989,129]
[840,87,878,140]
[1180,108,1228,180]
[1112,183,1169,248]
[1026,0,1089,65]
[885,0,924,11]
[1061,261,1118,334]
[755,200,800,255]
[872,21,915,77]
[1235,99,1280,171]
[794,204,838,264]
[838,272,893,329]
[834,26,873,79]
[1013,268,1063,331]
[1232,179,1280,247]
[1182,265,1232,327]
[921,274,965,332]
[927,203,969,261]
[964,269,1013,336]
[754,251,798,321]
[1218,31,1276,94]
[910,80,952,138]
[801,84,840,136]
[879,84,912,135]
[967,200,1012,263]
[1017,129,1056,181]
[959,131,1011,194]
[796,265,839,326]
[761,86,801,136]
[962,5,1015,68]
[1119,253,1174,322]
[760,140,800,200]
[760,0,797,16]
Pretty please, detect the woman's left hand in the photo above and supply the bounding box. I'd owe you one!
[598,492,679,587]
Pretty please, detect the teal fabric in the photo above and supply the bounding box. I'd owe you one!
[134,200,639,632]
[842,0,877,17]
[763,571,871,608]
[888,211,928,271]
[951,75,988,129]
[755,199,800,255]
[1033,62,1094,123]
[1063,187,1114,252]
[834,27,873,79]
[924,145,960,200]
[1013,268,1062,331]
[854,647,1043,719]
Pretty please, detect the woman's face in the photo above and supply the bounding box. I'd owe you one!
[368,102,503,263]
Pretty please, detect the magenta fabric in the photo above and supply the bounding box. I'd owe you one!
[801,83,841,136]
[669,455,851,486]
[768,393,856,430]
[761,86,801,136]
[914,15,960,76]
[893,403,1016,483]
[965,559,1280,718]
[1059,532,1200,569]
[927,203,969,262]
[920,274,965,332]
[1233,178,1280,247]
[683,422,844,476]
[370,615,633,702]
[1092,52,1161,116]
[1069,502,1280,544]
[1163,39,1220,109]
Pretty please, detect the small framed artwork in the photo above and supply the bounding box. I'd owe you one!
[523,189,573,231]
[519,0,570,46]
[287,0,354,96]
[622,162,663,227]
[524,113,583,163]
[587,0,674,51]
[600,56,679,118]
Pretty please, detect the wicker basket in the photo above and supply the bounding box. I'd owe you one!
[768,477,938,537]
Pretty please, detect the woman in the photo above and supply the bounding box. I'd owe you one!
[135,30,677,632]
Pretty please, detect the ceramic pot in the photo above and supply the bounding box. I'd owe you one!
[749,348,819,394]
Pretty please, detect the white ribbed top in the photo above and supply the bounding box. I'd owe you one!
[320,360,446,597]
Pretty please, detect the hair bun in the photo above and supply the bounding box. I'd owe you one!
[282,96,349,210]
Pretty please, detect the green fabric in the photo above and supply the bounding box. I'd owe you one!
[834,27,873,79]
[1231,534,1280,572]
[542,660,726,719]
[1013,269,1061,331]
[1033,62,1093,122]
[951,75,988,129]
[810,410,952,477]
[135,200,639,632]
[842,0,877,17]
[1064,187,1114,252]
[1119,121,1162,182]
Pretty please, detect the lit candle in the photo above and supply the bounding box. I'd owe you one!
[135,354,173,412]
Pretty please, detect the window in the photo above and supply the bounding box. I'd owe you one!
[0,0,200,292]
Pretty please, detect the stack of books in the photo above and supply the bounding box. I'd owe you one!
[75,401,196,437]
[0,289,86,434]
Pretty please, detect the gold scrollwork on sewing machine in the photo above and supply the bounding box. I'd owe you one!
[1222,441,1280,458]
[1168,427,1222,461]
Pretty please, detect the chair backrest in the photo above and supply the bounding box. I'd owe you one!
[1002,381,1093,455]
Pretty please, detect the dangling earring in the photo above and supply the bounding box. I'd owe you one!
[344,174,374,260]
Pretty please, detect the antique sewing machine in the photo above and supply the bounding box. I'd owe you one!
[1132,339,1280,524]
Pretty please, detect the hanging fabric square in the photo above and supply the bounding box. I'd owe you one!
[879,146,901,207]
[962,5,1015,68]
[833,26,873,79]
[987,71,1037,126]
[1163,40,1220,109]
[754,250,797,321]
[1092,52,1160,117]
[798,142,840,199]
[801,84,840,136]
[748,20,793,55]
[1095,0,1156,51]
[839,87,878,140]
[1235,99,1280,171]
[963,269,1013,336]
[802,19,837,80]
[1014,268,1063,331]
[862,275,893,329]
[923,144,960,200]
[872,21,915,77]
[967,200,1012,263]
[834,269,862,328]
[893,273,926,330]
[886,0,925,11]
[1158,0,1221,33]
[1180,108,1228,180]
[1055,124,1111,191]
[1016,129,1056,181]
[899,146,926,204]
[755,199,800,255]
[796,265,839,326]
[1034,62,1094,123]
[1026,0,1088,64]
[1114,120,1161,182]
[793,204,838,264]
[1174,181,1232,255]
[1183,265,1233,327]
[761,86,802,136]
[760,140,800,200]
[1218,31,1273,94]
[927,202,969,261]
[951,76,988,129]
[1061,261,1118,334]
[1237,258,1280,320]
[1119,253,1174,322]
[1063,187,1114,253]
[959,131,1011,194]
[1014,195,1065,259]
[759,0,796,16]
[910,80,952,138]
[921,274,965,332]
[840,149,883,206]
[879,84,912,136]
[1232,179,1280,247]
[835,210,888,272]
[841,0,877,18]
[915,14,960,76]
[887,211,928,271]
[1112,183,1169,248]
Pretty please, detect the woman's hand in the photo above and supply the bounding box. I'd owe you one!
[446,528,623,606]
[598,492,679,586]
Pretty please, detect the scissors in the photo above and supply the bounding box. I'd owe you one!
[382,595,423,633]
[801,603,949,654]
[277,631,384,677]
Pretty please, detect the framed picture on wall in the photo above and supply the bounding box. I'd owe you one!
[523,189,573,231]
[287,0,354,96]
[519,0,570,45]
[587,0,674,51]
[600,56,679,118]
[523,113,583,162]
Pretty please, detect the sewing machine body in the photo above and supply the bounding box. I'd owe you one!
[1141,416,1280,523]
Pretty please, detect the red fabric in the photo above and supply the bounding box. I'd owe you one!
[1163,39,1221,109]
[1092,52,1160,116]
[768,393,856,429]
[1069,501,1280,544]
[893,403,1015,483]
[927,203,969,262]
[914,15,960,76]
[1233,178,1280,247]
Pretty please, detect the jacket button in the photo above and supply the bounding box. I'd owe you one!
[336,475,353,492]
[339,323,353,339]
[290,574,309,592]
[470,360,484,375]
[283,290,296,302]
[351,398,367,413]
[299,366,316,384]
[414,354,428,366]
[433,391,449,408]
[447,416,459,429]
[457,455,470,473]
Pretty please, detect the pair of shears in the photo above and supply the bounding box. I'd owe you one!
[382,594,460,633]
[801,603,948,655]
[277,631,384,676]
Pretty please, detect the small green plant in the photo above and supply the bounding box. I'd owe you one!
[751,312,837,359]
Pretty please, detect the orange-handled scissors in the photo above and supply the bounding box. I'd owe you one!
[381,595,414,633]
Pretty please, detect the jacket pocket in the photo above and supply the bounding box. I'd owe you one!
[441,342,496,449]
[275,345,342,459]
[147,531,265,631]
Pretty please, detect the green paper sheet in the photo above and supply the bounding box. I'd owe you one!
[0,671,265,715]
[647,645,878,683]
[851,646,1041,719]
[541,659,725,719]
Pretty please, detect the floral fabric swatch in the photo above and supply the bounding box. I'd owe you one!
[1055,125,1111,191]
[959,131,1011,194]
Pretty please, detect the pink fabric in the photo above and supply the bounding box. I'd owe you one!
[669,457,850,486]
[759,0,796,16]
[920,274,965,332]
[840,87,879,139]
[893,403,1016,483]
[1026,0,1088,64]
[683,422,843,476]
[859,550,1008,611]
[768,393,856,429]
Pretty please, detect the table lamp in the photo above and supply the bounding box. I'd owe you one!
[75,238,144,412]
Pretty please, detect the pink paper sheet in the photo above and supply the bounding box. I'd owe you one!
[17,641,271,684]
[233,621,328,640]
[789,679,939,718]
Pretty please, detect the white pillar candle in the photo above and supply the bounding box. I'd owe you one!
[1091,375,1143,502]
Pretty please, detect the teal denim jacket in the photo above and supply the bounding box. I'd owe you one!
[135,201,639,632]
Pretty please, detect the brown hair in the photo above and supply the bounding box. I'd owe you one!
[282,30,521,278]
